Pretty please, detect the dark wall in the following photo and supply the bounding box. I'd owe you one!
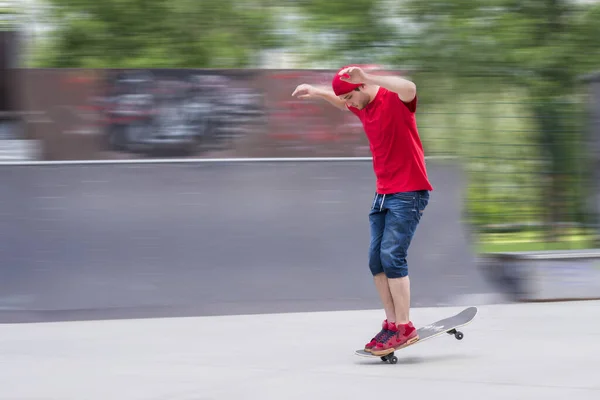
[0,31,20,113]
[0,160,491,322]
[592,80,600,229]
[0,33,6,114]
[0,30,22,141]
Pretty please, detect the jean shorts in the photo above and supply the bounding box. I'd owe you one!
[368,190,430,278]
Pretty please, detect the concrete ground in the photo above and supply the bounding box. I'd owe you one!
[1,300,599,400]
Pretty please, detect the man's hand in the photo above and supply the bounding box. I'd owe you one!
[291,83,348,111]
[338,66,369,84]
[339,65,417,104]
[291,84,319,100]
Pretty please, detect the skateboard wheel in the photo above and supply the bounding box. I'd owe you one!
[389,356,398,364]
[380,356,387,362]
[455,331,464,340]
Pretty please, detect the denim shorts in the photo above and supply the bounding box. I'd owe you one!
[368,190,430,278]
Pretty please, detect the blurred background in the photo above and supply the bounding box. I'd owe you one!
[2,0,600,319]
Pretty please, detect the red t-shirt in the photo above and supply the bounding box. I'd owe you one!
[348,87,433,194]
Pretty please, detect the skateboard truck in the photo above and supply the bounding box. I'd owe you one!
[446,328,464,340]
[379,352,399,364]
[377,327,463,365]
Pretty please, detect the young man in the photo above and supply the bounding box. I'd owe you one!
[292,65,433,356]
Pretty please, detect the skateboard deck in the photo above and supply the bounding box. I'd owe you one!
[355,306,478,364]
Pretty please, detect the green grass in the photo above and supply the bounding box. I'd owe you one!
[477,229,599,253]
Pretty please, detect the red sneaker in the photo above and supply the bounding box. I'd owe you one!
[371,321,419,356]
[364,319,391,352]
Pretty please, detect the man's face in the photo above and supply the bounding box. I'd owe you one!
[340,87,369,110]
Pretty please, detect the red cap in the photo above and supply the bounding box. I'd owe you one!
[331,66,363,96]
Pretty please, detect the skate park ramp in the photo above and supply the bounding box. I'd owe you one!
[0,159,501,323]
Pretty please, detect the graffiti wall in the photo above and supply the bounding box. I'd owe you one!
[0,31,38,160]
[18,69,266,160]
[258,69,370,157]
[97,69,266,158]
[19,69,104,160]
[12,68,384,161]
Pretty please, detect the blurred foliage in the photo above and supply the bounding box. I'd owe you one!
[292,0,396,62]
[0,6,21,31]
[396,0,600,92]
[32,0,283,68]
[391,0,600,244]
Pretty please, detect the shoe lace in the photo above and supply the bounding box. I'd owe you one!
[373,328,388,341]
[377,329,396,344]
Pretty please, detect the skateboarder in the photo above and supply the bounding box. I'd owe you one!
[292,65,433,356]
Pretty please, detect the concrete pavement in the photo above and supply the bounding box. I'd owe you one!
[1,300,598,400]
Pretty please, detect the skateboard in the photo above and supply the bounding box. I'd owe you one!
[355,306,478,364]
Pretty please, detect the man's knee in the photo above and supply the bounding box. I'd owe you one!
[380,234,411,278]
[368,249,384,276]
[381,253,409,278]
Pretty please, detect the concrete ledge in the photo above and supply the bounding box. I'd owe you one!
[479,249,600,302]
[579,71,600,83]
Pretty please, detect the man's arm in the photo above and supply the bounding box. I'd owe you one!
[292,84,348,111]
[363,74,417,103]
[312,85,348,111]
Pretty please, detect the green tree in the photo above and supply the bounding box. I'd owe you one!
[294,0,399,65]
[32,0,282,68]
[0,5,21,31]
[394,0,600,237]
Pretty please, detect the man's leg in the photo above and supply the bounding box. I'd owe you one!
[384,191,429,321]
[364,194,395,352]
[373,273,395,323]
[368,196,395,322]
[382,201,418,327]
[371,190,430,355]
[388,276,411,324]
